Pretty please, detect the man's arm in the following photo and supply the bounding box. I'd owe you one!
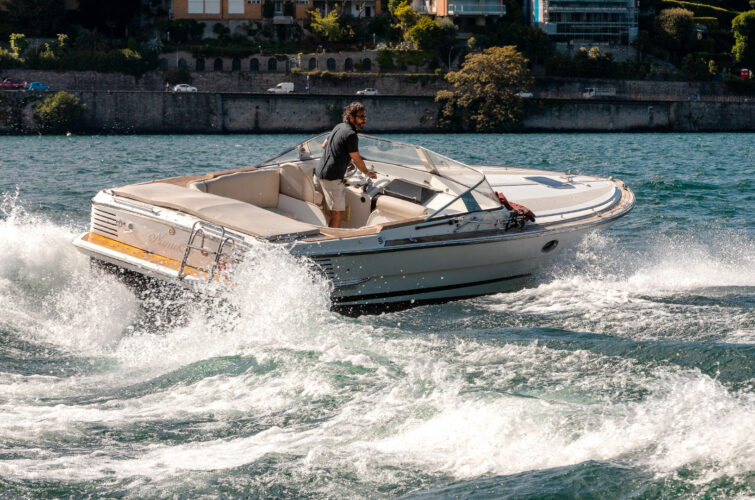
[349,152,377,178]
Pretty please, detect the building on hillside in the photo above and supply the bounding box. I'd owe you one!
[417,0,506,27]
[0,0,79,9]
[171,0,382,29]
[528,0,638,59]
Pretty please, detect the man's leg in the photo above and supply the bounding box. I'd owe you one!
[319,178,346,228]
[329,210,344,228]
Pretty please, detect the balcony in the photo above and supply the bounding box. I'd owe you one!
[447,0,506,15]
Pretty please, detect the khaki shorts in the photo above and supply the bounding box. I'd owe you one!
[319,178,346,211]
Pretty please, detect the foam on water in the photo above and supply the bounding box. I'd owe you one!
[0,330,751,494]
[0,192,752,497]
[483,230,755,343]
[0,192,139,353]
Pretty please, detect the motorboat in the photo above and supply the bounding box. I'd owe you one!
[73,134,634,314]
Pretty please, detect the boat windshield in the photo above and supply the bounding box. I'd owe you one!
[259,134,500,213]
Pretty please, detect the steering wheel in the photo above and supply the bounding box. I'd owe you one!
[344,162,359,179]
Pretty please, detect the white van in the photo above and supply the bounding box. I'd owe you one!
[267,82,294,94]
[583,87,616,98]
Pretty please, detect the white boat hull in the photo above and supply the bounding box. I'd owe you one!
[74,187,631,314]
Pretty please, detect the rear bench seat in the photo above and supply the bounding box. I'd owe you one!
[112,182,321,240]
[189,165,326,226]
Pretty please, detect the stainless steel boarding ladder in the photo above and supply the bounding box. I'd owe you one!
[177,221,235,281]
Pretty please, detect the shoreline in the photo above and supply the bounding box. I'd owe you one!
[3,91,755,134]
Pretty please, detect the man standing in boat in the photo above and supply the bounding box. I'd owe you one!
[316,102,377,228]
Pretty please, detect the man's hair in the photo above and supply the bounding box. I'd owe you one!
[342,102,365,123]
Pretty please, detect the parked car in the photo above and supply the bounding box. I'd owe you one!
[0,77,28,90]
[173,84,197,92]
[27,82,49,91]
[267,82,294,94]
[516,91,534,98]
[356,88,378,95]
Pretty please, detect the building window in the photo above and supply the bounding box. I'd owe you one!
[206,0,220,13]
[344,58,353,71]
[308,57,316,70]
[250,58,259,71]
[274,0,282,13]
[178,58,187,68]
[268,57,278,71]
[248,0,261,3]
[327,58,336,71]
[214,58,223,71]
[189,0,222,13]
[196,57,206,70]
[229,0,244,12]
[362,58,371,71]
[232,57,241,71]
[296,0,309,3]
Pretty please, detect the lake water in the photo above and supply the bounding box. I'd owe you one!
[0,133,753,498]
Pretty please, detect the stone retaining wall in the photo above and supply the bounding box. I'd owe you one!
[1,91,753,134]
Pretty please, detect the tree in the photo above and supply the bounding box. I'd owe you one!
[437,46,534,132]
[394,1,419,37]
[75,28,109,51]
[517,26,550,64]
[409,17,442,52]
[310,9,352,42]
[212,23,231,42]
[435,16,458,65]
[732,11,755,68]
[387,0,404,15]
[34,91,87,134]
[681,54,713,80]
[9,33,29,57]
[655,8,696,53]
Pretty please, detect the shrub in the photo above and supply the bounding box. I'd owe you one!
[10,33,29,57]
[732,10,755,68]
[165,65,191,84]
[409,17,442,52]
[0,47,22,70]
[376,49,396,72]
[660,0,737,27]
[34,91,87,134]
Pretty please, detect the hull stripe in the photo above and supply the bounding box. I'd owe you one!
[333,273,530,303]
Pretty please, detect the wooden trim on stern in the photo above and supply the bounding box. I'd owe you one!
[81,232,209,279]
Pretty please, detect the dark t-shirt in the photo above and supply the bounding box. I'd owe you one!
[315,122,358,181]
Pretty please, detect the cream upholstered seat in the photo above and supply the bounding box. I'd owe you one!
[279,163,323,206]
[365,196,428,226]
[190,170,280,208]
[113,182,320,240]
[188,167,327,226]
